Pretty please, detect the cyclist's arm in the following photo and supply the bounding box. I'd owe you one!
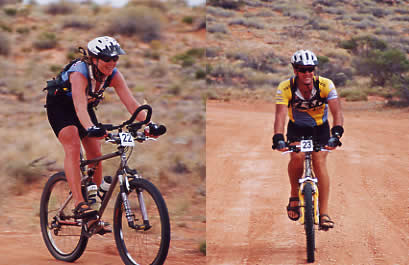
[71,72,95,129]
[274,104,288,135]
[328,98,343,127]
[111,70,147,122]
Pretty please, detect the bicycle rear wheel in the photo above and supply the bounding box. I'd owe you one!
[40,172,88,262]
[114,178,170,265]
[303,182,315,263]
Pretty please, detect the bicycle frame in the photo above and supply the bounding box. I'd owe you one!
[79,145,150,233]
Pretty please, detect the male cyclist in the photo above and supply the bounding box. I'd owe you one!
[272,50,344,230]
[45,36,163,233]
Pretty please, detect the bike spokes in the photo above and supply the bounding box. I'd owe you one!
[114,179,170,265]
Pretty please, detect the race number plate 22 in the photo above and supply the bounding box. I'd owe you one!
[119,132,135,147]
[300,140,313,152]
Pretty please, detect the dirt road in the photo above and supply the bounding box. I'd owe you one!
[206,100,409,265]
[0,181,205,265]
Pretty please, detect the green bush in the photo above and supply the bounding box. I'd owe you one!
[106,6,162,43]
[0,32,10,55]
[182,16,194,24]
[339,35,388,56]
[33,32,58,50]
[172,48,204,67]
[354,48,409,86]
[390,76,409,106]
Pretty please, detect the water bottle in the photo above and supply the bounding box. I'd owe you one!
[87,182,101,211]
[98,176,112,202]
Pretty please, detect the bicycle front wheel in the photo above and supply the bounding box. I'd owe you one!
[40,172,88,262]
[114,178,170,265]
[303,182,315,263]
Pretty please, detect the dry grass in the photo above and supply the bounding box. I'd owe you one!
[207,0,409,103]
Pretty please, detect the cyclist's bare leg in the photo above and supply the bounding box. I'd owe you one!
[81,136,111,233]
[58,126,84,207]
[81,136,102,186]
[312,151,330,215]
[287,151,304,218]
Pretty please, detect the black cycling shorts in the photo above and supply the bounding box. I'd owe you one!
[286,120,330,145]
[46,94,98,139]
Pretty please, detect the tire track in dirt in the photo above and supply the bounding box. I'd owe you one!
[206,100,409,265]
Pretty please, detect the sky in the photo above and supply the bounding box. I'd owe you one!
[23,0,205,8]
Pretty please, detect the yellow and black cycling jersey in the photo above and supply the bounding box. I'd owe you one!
[275,76,338,127]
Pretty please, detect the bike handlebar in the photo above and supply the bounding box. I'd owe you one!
[102,104,152,132]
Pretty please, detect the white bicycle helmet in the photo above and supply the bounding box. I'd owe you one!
[87,36,125,57]
[291,50,318,66]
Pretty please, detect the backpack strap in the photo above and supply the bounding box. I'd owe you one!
[289,76,297,107]
[289,75,326,107]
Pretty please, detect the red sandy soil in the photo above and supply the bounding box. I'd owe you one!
[206,100,409,265]
[0,180,205,265]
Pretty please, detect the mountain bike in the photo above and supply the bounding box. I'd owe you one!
[40,105,171,265]
[282,137,329,263]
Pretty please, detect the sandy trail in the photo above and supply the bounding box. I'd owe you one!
[0,181,205,265]
[206,100,409,265]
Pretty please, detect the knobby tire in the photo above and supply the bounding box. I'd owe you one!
[40,172,88,262]
[113,178,170,265]
[303,182,315,263]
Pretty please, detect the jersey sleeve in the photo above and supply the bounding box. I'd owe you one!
[319,77,338,100]
[275,79,291,105]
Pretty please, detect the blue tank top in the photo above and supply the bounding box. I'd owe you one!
[61,61,118,97]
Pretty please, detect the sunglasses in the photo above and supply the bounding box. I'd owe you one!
[297,67,315,73]
[99,55,119,63]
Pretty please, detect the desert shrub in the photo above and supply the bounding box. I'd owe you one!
[390,15,409,22]
[374,27,398,36]
[206,6,235,17]
[306,19,330,30]
[339,89,368,102]
[227,49,277,73]
[182,16,194,24]
[371,7,391,18]
[319,63,353,87]
[390,76,409,106]
[339,35,388,55]
[195,68,206,79]
[228,18,264,29]
[0,32,10,55]
[207,23,229,34]
[62,17,93,30]
[172,48,204,67]
[106,6,162,43]
[207,0,244,10]
[16,27,30,34]
[354,48,409,86]
[3,6,17,16]
[207,63,245,85]
[242,0,263,7]
[206,47,221,58]
[322,6,345,15]
[45,2,73,15]
[33,32,58,50]
[199,240,206,255]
